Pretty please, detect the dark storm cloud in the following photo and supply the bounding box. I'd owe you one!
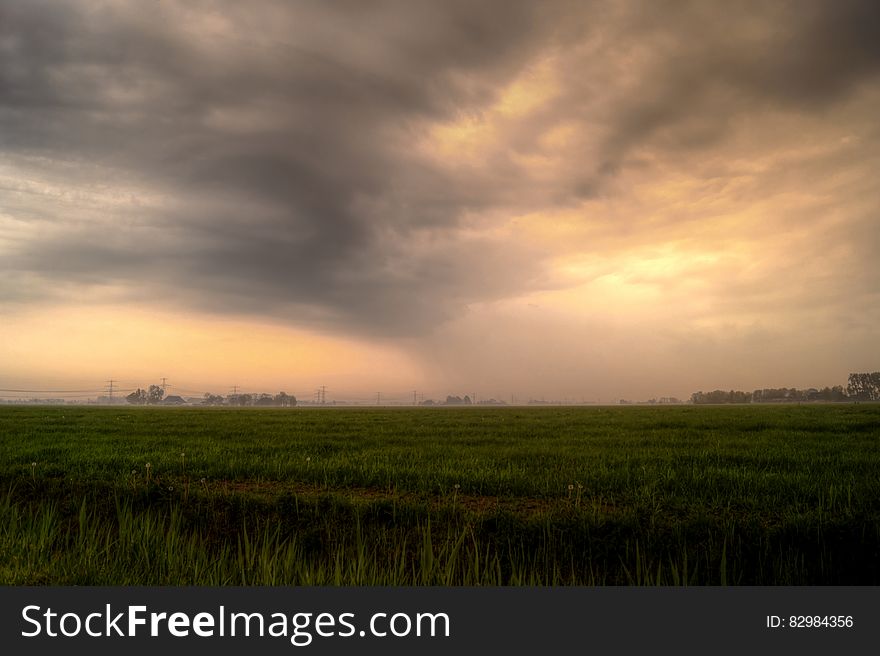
[2,0,879,337]
[1,0,564,334]
[586,0,880,173]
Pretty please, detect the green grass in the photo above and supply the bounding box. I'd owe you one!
[1,404,878,584]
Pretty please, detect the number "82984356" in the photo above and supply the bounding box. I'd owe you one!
[767,615,854,628]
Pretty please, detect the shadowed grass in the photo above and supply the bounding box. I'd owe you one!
[1,404,878,584]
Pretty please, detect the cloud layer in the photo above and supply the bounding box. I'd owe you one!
[1,1,878,395]
[2,0,563,335]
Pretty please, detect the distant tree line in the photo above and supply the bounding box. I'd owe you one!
[221,392,296,407]
[752,386,847,403]
[690,372,880,404]
[419,395,506,406]
[126,387,296,407]
[125,385,166,405]
[690,390,753,404]
[420,395,472,406]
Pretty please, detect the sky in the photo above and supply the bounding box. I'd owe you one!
[1,0,879,403]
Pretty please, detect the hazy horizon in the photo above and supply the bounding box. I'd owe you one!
[2,1,878,402]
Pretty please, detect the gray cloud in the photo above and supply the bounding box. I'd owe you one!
[559,1,880,180]
[1,0,562,334]
[2,0,879,339]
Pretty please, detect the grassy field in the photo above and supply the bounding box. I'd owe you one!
[1,404,878,585]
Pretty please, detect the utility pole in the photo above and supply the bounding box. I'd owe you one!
[160,377,168,392]
[319,385,326,405]
[413,390,417,406]
[106,379,116,400]
[376,392,381,406]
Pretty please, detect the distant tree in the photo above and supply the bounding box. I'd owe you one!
[753,385,850,403]
[753,388,784,403]
[203,393,224,406]
[691,389,751,404]
[126,388,147,405]
[847,372,880,401]
[225,393,252,406]
[147,385,164,404]
[274,392,295,407]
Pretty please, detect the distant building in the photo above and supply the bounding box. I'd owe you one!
[161,395,187,405]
